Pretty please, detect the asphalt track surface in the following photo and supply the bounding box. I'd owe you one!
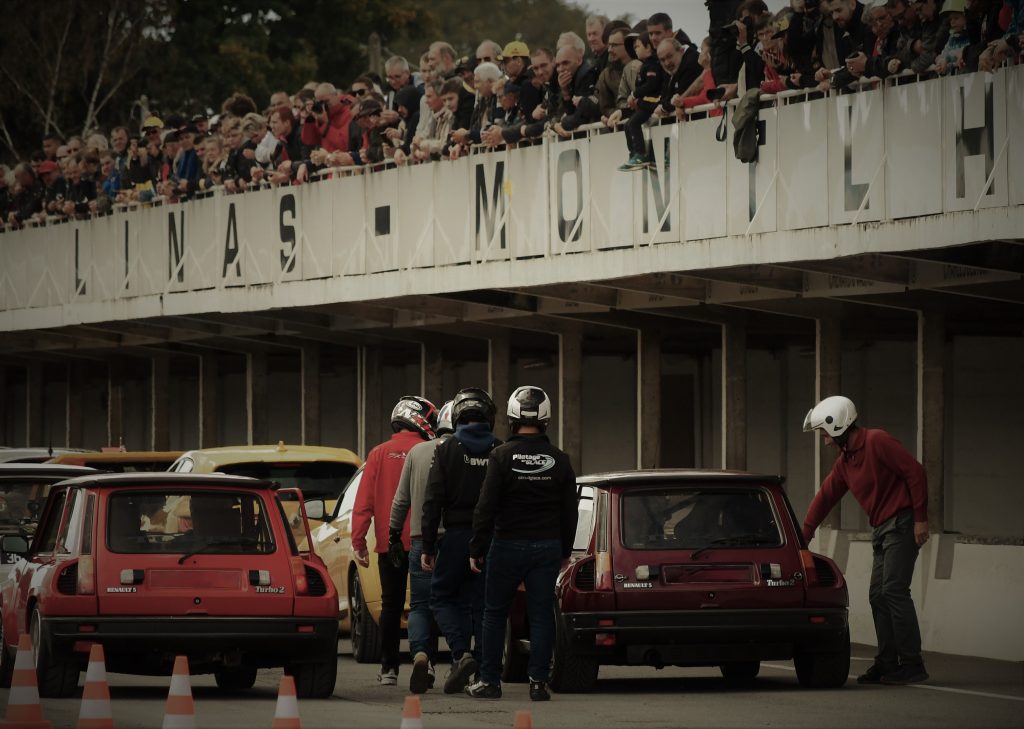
[6,642,1023,728]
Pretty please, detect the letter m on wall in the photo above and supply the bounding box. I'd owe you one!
[168,210,185,283]
[475,160,506,252]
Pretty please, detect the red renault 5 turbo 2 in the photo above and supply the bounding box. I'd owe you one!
[0,472,339,698]
[549,470,850,692]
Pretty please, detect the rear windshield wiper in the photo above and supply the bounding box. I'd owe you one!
[690,534,776,561]
[178,537,261,564]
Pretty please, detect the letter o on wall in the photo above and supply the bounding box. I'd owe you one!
[557,149,583,243]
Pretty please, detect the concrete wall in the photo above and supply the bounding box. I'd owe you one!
[220,371,247,446]
[320,353,358,451]
[581,354,637,475]
[267,367,301,446]
[168,372,199,451]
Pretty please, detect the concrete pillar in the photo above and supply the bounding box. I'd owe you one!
[558,331,583,473]
[360,347,384,456]
[66,362,86,448]
[108,360,125,449]
[917,311,944,533]
[488,335,511,442]
[199,353,219,448]
[815,316,843,529]
[0,366,7,445]
[420,342,444,408]
[26,364,45,447]
[151,357,171,451]
[638,329,662,469]
[301,344,321,445]
[722,321,747,470]
[246,352,269,445]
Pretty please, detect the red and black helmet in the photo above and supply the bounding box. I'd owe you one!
[391,396,439,440]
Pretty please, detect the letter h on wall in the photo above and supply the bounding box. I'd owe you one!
[955,78,995,199]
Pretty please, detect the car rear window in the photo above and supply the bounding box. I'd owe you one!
[620,487,782,551]
[107,491,275,555]
[217,461,357,502]
[0,480,56,533]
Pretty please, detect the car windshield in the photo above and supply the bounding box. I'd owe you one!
[218,461,357,502]
[107,490,275,554]
[0,480,56,532]
[620,487,782,551]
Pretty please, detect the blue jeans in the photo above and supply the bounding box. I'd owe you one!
[429,527,483,661]
[480,538,562,685]
[408,539,438,662]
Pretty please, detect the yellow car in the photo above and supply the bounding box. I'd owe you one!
[48,450,183,472]
[308,467,412,664]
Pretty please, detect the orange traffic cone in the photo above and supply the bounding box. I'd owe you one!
[161,656,195,729]
[513,710,533,729]
[272,675,301,729]
[0,634,52,729]
[77,643,114,729]
[399,695,423,729]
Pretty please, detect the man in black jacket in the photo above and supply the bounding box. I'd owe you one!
[552,43,600,134]
[465,386,577,701]
[421,388,501,694]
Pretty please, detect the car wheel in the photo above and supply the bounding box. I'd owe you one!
[0,618,14,688]
[501,615,528,684]
[349,570,381,664]
[287,657,338,699]
[720,661,760,684]
[549,607,598,693]
[795,628,850,689]
[214,664,258,691]
[31,608,79,698]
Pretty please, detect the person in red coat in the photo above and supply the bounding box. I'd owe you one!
[352,395,438,686]
[802,395,929,686]
[300,82,355,153]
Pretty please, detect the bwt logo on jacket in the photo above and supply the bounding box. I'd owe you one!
[512,453,556,474]
[463,455,490,467]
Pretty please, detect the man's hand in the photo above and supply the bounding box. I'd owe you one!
[627,95,638,110]
[571,95,582,106]
[295,163,309,183]
[887,58,902,75]
[553,122,571,139]
[735,19,749,48]
[380,109,400,125]
[914,521,929,547]
[242,148,256,160]
[605,109,622,127]
[558,69,573,92]
[846,52,868,77]
[815,67,832,83]
[421,553,435,572]
[452,129,469,144]
[469,556,484,574]
[388,530,407,569]
[531,105,546,121]
[481,126,504,147]
[355,548,370,568]
[393,148,408,165]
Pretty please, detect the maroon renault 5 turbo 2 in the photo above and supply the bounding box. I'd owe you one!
[548,470,850,692]
[0,472,338,698]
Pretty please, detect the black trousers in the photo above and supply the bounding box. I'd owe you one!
[624,101,657,156]
[869,509,924,670]
[377,551,409,672]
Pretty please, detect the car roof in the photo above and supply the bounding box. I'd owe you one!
[51,472,275,490]
[48,451,183,464]
[577,469,785,487]
[0,463,100,479]
[0,448,96,463]
[176,444,361,471]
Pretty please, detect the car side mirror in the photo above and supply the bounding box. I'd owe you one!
[304,499,327,521]
[1,535,29,560]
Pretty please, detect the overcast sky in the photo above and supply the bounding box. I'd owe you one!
[573,0,790,40]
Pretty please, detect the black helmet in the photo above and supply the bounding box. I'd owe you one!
[391,395,438,440]
[507,385,551,428]
[450,387,496,429]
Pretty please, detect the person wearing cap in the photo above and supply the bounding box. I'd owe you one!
[37,159,67,220]
[801,396,929,686]
[935,0,970,74]
[191,113,209,135]
[493,81,523,134]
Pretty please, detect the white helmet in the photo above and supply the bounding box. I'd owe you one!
[803,396,858,437]
[437,400,454,435]
[507,386,551,427]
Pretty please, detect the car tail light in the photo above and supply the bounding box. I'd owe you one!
[77,556,95,595]
[291,557,309,595]
[799,550,818,587]
[595,633,616,647]
[809,616,826,624]
[595,552,614,591]
[598,618,614,627]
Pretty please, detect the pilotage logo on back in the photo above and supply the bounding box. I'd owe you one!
[512,453,555,474]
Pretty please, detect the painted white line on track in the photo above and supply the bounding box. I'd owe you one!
[761,663,1024,702]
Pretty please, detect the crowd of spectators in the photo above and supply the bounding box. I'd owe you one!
[2,0,1021,229]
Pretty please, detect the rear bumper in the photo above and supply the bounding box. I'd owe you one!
[562,608,848,665]
[44,616,338,669]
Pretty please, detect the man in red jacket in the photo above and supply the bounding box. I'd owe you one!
[353,395,438,686]
[802,395,929,686]
[301,82,355,153]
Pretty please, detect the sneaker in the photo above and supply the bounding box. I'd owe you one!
[856,664,887,684]
[465,679,502,699]
[880,665,929,685]
[443,653,479,694]
[617,154,647,171]
[410,652,430,694]
[377,668,398,686]
[427,663,436,689]
[529,680,551,701]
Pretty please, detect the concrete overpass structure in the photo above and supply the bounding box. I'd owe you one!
[2,68,1022,662]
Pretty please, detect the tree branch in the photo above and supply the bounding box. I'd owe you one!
[0,63,62,137]
[81,6,118,136]
[44,11,77,136]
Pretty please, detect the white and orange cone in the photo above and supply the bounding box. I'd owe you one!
[161,656,195,729]
[0,634,52,729]
[399,695,423,729]
[513,710,533,729]
[77,643,114,729]
[272,675,301,729]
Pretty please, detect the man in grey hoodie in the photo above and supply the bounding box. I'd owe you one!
[389,400,453,694]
